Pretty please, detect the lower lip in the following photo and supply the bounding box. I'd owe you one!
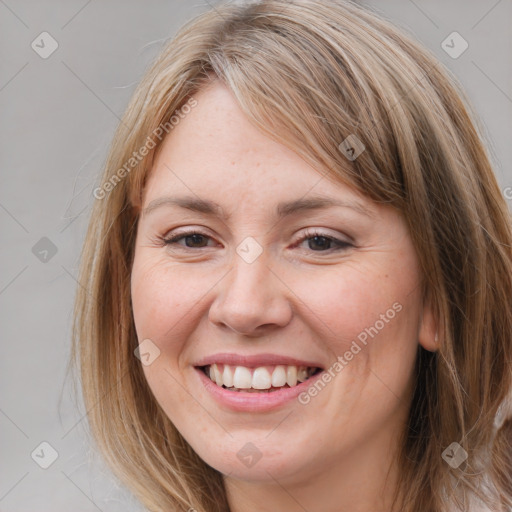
[194,367,325,412]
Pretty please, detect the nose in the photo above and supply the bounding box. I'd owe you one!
[208,250,293,337]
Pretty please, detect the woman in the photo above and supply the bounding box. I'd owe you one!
[72,1,512,511]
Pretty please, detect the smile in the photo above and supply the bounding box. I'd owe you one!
[201,364,323,392]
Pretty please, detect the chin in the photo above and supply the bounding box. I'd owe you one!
[189,434,320,483]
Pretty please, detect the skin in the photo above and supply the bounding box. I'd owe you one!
[130,80,438,512]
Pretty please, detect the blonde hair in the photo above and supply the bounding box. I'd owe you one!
[72,1,512,510]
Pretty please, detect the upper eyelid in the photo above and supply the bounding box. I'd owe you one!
[163,226,348,238]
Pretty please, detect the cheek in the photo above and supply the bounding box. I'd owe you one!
[285,264,420,448]
[293,260,417,347]
[130,252,210,343]
[130,254,204,417]
[290,254,421,396]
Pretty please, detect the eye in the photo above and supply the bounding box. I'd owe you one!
[161,228,352,253]
[162,229,215,249]
[294,228,353,252]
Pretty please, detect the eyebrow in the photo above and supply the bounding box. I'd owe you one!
[142,194,375,220]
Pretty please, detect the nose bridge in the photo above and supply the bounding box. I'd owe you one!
[226,239,274,311]
[208,238,292,335]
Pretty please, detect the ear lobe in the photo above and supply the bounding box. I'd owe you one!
[418,289,440,352]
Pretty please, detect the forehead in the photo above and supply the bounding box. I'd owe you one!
[148,82,312,185]
[142,82,373,214]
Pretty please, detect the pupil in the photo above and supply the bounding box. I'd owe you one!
[186,234,206,247]
[309,235,330,250]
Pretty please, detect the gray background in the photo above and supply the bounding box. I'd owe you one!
[1,0,511,510]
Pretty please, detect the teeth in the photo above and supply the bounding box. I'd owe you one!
[297,367,309,382]
[286,366,297,387]
[252,367,271,389]
[213,364,223,386]
[205,363,319,390]
[222,364,234,388]
[233,366,252,389]
[271,365,287,387]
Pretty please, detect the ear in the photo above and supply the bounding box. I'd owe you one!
[418,287,440,352]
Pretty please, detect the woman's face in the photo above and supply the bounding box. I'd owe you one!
[130,81,436,486]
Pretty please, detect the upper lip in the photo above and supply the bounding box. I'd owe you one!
[193,352,324,369]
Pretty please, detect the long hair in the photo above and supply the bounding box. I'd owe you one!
[72,1,512,510]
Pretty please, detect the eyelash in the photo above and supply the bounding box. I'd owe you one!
[160,228,353,253]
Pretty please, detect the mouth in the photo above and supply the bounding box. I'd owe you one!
[197,364,323,393]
